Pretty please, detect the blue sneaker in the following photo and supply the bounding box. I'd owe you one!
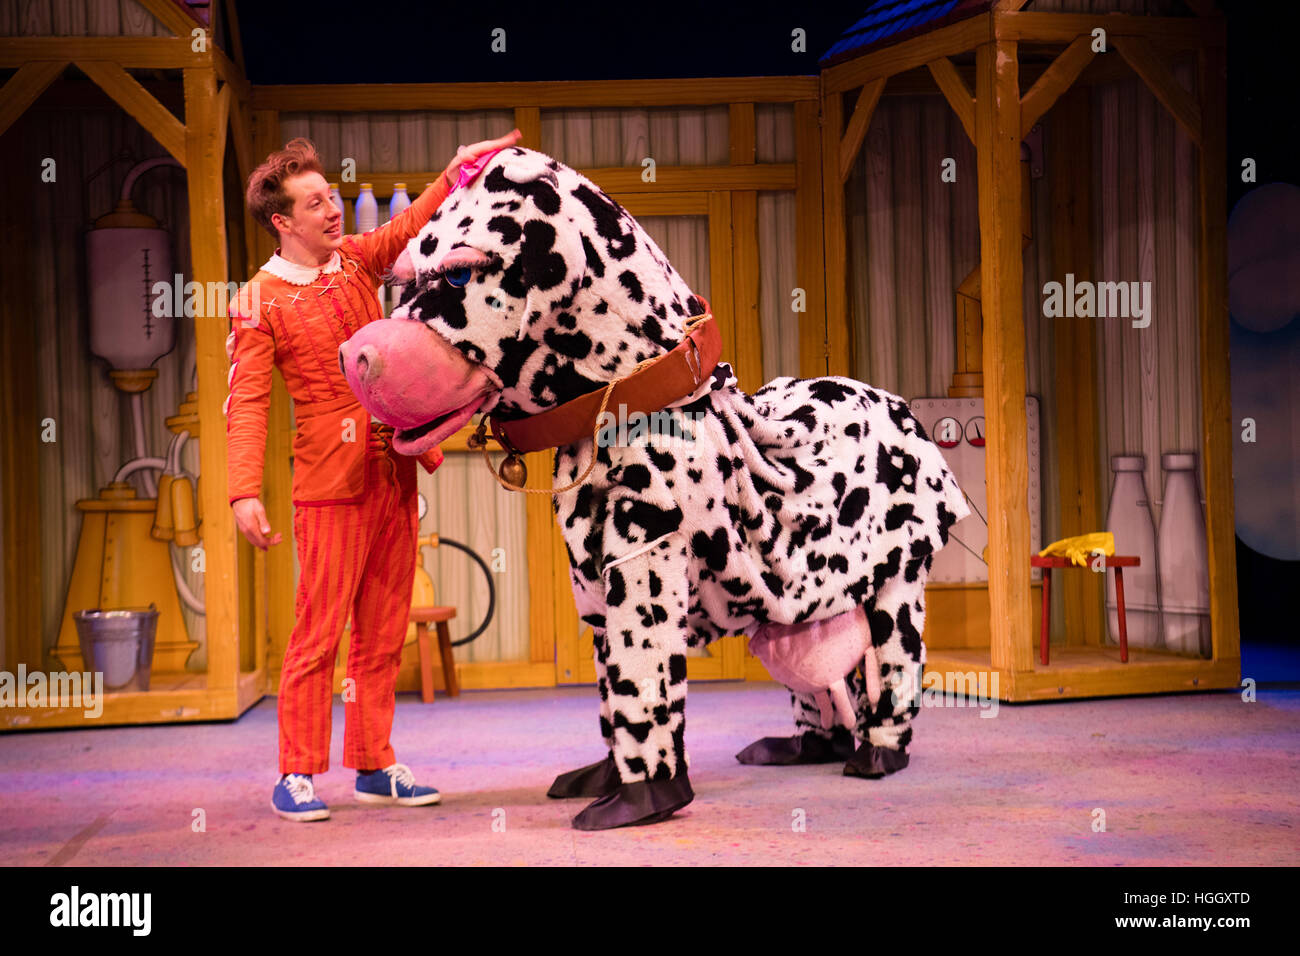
[355,763,441,806]
[271,773,330,822]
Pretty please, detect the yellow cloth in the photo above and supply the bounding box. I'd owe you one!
[1038,532,1114,568]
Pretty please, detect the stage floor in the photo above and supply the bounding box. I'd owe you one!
[2,682,1296,866]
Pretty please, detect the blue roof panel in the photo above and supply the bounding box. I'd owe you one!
[820,0,988,65]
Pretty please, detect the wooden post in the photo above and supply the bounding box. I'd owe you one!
[794,98,828,378]
[248,109,295,678]
[184,66,238,692]
[0,113,43,672]
[820,87,851,378]
[1195,37,1240,664]
[729,102,763,395]
[975,40,1033,674]
[1048,85,1103,647]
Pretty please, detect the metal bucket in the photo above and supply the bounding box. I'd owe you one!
[73,606,159,691]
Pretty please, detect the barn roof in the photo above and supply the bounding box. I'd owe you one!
[820,0,992,68]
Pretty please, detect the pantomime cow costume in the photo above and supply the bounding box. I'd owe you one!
[339,147,969,830]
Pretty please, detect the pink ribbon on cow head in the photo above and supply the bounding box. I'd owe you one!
[452,148,505,192]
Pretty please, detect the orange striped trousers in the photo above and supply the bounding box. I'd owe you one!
[278,427,418,774]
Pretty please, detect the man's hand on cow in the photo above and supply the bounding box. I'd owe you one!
[441,129,522,190]
[232,496,282,550]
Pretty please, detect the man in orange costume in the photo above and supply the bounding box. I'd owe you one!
[226,131,520,821]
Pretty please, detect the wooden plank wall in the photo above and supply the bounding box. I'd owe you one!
[12,105,204,667]
[1092,65,1204,538]
[0,0,173,36]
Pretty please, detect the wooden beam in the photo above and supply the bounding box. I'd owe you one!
[708,191,738,392]
[820,89,851,378]
[975,39,1032,675]
[214,81,231,169]
[75,59,187,164]
[252,77,819,112]
[1020,35,1096,139]
[183,66,238,693]
[839,77,886,183]
[213,46,250,106]
[613,192,710,216]
[0,38,202,69]
[221,0,248,76]
[513,106,541,149]
[1195,42,1240,665]
[1048,85,1103,648]
[524,452,556,665]
[728,102,755,165]
[337,164,795,198]
[794,99,827,379]
[226,84,252,187]
[824,14,990,93]
[926,58,975,145]
[0,60,67,139]
[0,113,42,673]
[728,102,763,396]
[1112,35,1202,146]
[995,13,1211,48]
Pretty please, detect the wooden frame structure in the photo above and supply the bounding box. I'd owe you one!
[0,0,257,728]
[1,0,1243,728]
[820,0,1239,701]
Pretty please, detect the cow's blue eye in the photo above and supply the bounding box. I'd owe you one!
[444,266,472,287]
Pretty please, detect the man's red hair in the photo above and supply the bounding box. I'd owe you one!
[246,137,326,238]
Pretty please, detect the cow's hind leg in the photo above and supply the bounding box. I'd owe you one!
[547,630,621,799]
[844,567,929,778]
[735,689,856,765]
[571,536,695,830]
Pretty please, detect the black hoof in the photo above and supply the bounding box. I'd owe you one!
[547,753,621,799]
[843,743,909,779]
[736,728,857,766]
[571,774,694,831]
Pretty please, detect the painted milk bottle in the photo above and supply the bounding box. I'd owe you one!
[1157,452,1211,657]
[1105,455,1162,648]
[328,183,345,231]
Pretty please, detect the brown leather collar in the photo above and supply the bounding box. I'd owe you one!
[490,298,721,455]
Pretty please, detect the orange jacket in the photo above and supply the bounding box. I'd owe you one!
[225,179,450,506]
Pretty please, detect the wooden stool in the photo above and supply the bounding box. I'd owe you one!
[1030,555,1141,665]
[410,606,459,702]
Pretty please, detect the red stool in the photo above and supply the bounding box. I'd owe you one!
[410,606,460,702]
[1030,555,1141,665]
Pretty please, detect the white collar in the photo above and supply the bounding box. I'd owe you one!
[263,249,341,286]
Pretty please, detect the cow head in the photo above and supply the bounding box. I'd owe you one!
[339,147,700,455]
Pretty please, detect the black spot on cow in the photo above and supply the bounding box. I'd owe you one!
[646,446,676,472]
[499,219,568,297]
[875,444,920,494]
[691,528,728,572]
[885,503,923,531]
[612,500,682,542]
[411,283,468,329]
[808,380,856,405]
[580,233,606,277]
[543,327,593,360]
[837,486,871,527]
[571,183,637,260]
[606,567,627,607]
[487,216,522,245]
[619,270,644,303]
[483,164,561,215]
[871,546,903,591]
[620,464,652,493]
